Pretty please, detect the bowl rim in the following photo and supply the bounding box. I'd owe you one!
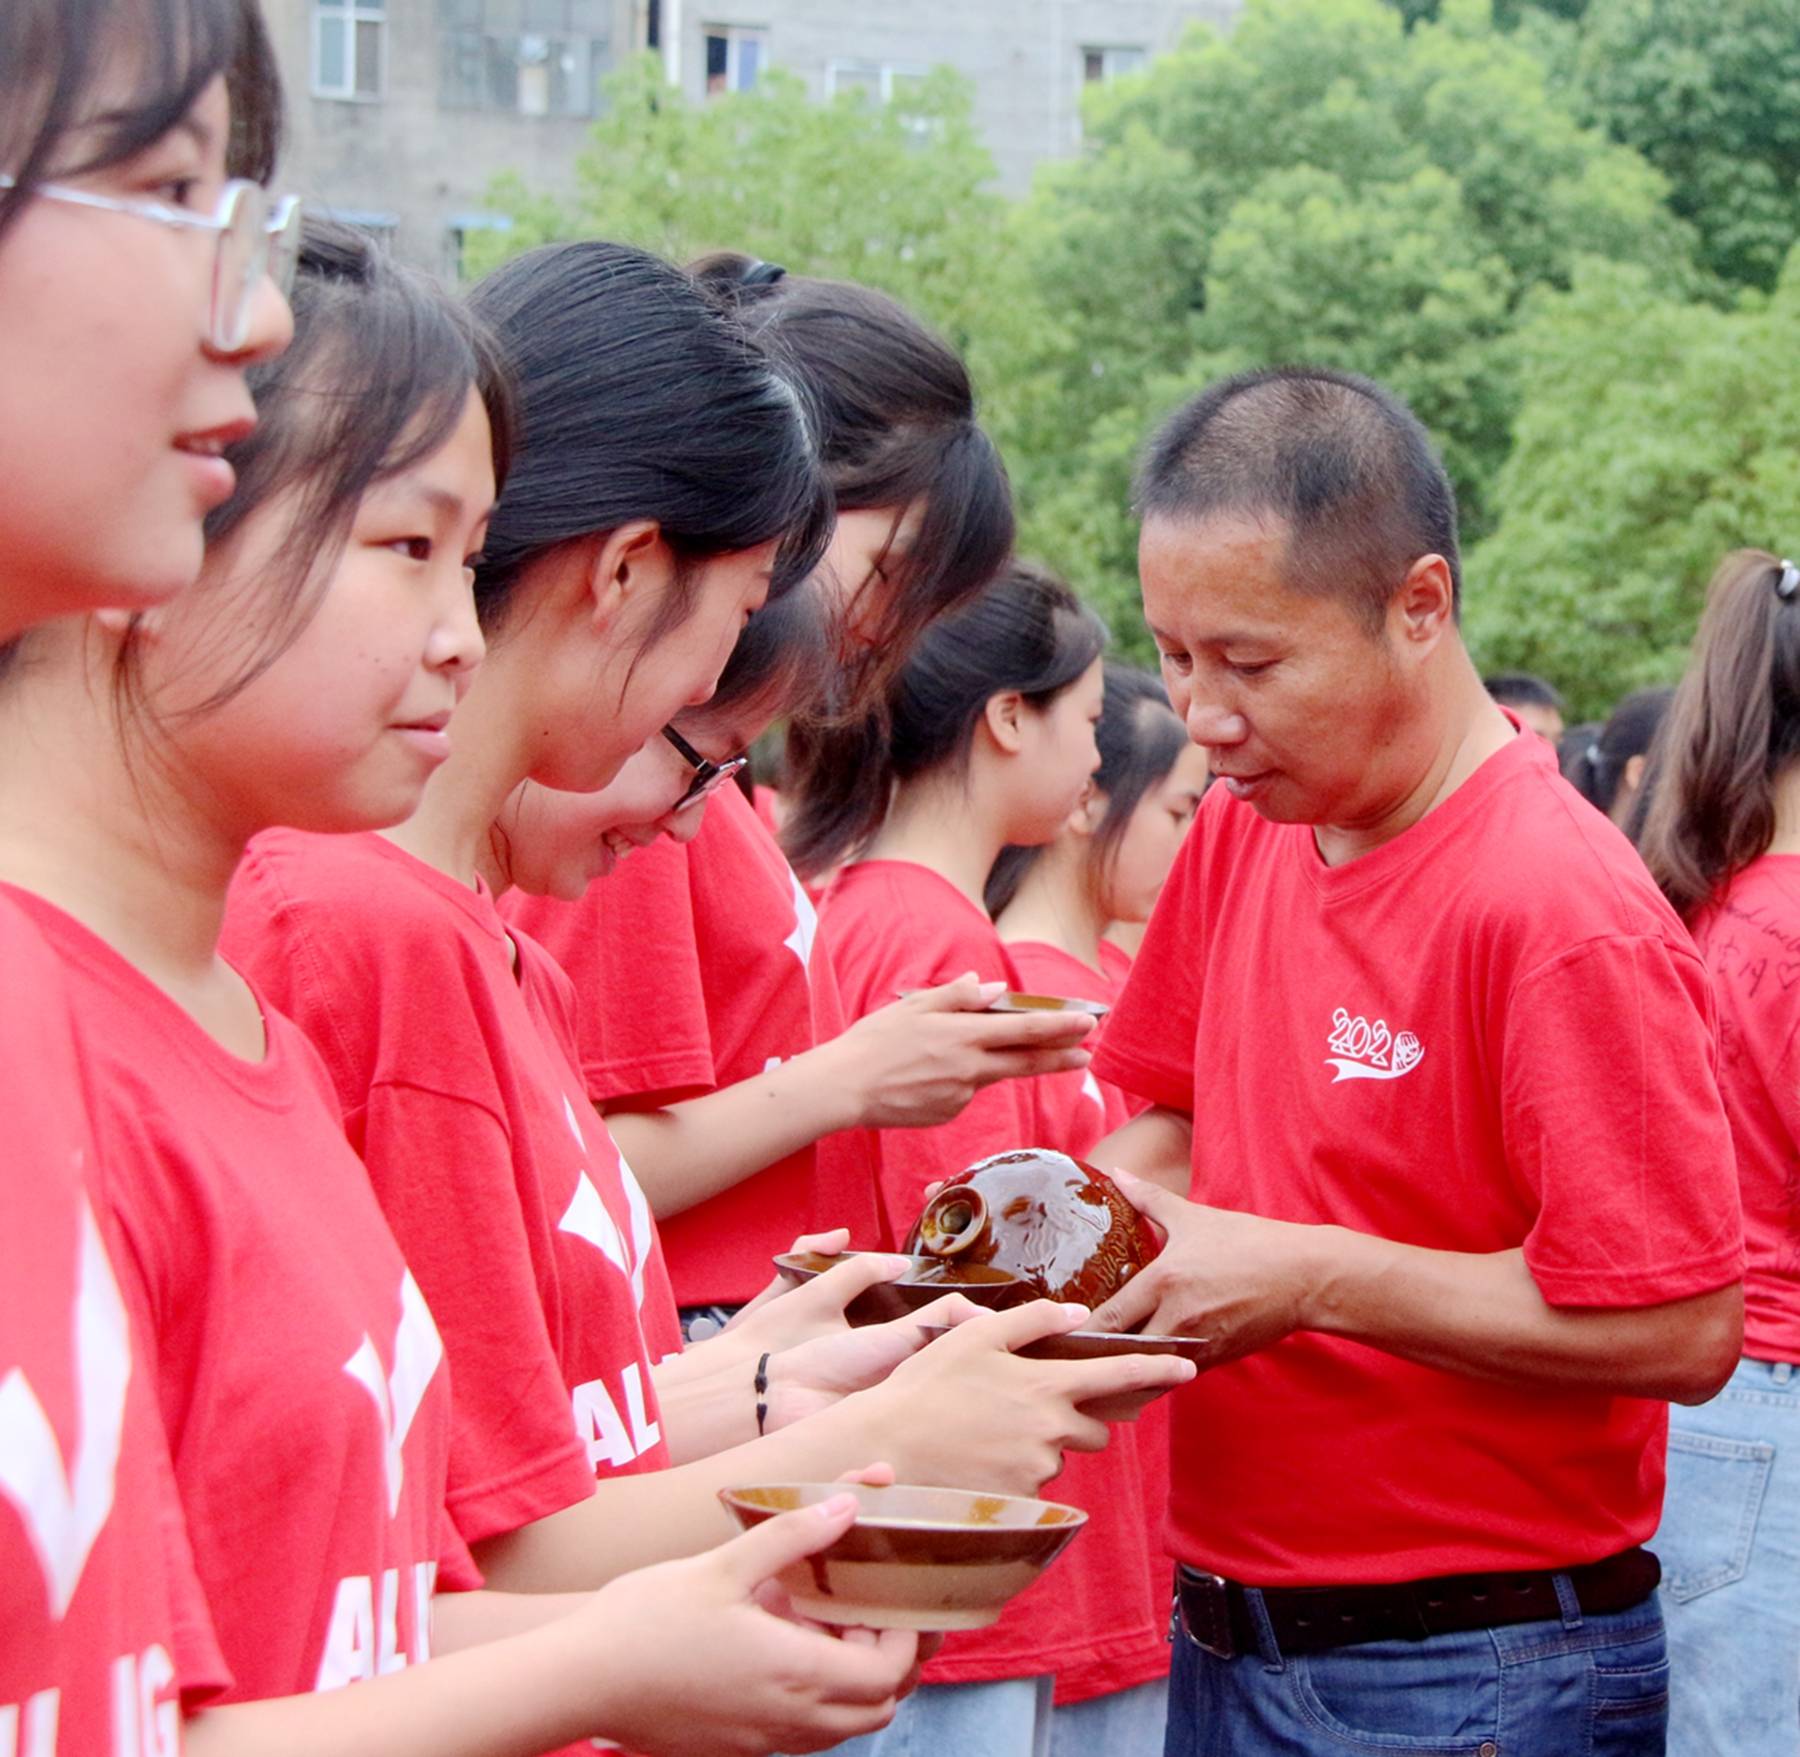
[717,1480,1090,1535]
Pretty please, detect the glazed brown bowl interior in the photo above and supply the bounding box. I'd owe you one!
[985,992,1110,1016]
[773,1250,1030,1324]
[719,1482,1086,1566]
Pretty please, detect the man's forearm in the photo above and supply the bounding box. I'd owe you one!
[1091,1105,1193,1194]
[1305,1231,1743,1403]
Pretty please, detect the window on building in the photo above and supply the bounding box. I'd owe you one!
[825,60,928,106]
[315,0,386,99]
[704,25,766,96]
[439,0,613,116]
[1081,44,1147,85]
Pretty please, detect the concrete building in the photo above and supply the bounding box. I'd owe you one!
[261,0,1238,274]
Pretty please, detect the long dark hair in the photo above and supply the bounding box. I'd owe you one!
[1640,550,1800,919]
[468,242,833,640]
[985,662,1187,918]
[145,218,515,715]
[783,561,1106,878]
[692,254,1014,697]
[0,0,282,240]
[1563,687,1673,820]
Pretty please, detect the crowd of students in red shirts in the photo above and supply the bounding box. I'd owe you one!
[4,5,1797,1757]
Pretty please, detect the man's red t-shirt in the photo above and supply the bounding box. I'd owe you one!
[8,887,472,1706]
[1092,730,1745,1587]
[223,831,677,1553]
[1689,855,1800,1361]
[503,781,885,1306]
[819,859,1169,1703]
[0,897,228,1749]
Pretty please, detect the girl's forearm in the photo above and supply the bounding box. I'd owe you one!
[182,1612,611,1757]
[605,1037,863,1219]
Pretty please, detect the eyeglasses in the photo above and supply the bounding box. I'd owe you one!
[662,725,749,813]
[0,177,302,352]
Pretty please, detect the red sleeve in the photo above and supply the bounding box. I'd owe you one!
[823,876,1041,1231]
[1090,815,1211,1116]
[503,844,716,1108]
[1504,934,1746,1306]
[357,1081,595,1545]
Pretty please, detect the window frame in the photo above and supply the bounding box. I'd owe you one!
[702,22,769,96]
[314,0,388,102]
[1080,43,1148,86]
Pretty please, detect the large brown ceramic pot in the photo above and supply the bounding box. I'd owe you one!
[903,1148,1160,1308]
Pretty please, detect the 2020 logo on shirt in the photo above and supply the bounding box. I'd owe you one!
[1324,1007,1424,1084]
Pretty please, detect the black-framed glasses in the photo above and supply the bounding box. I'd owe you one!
[0,176,302,351]
[662,725,748,813]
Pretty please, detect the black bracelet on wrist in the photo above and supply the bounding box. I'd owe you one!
[754,1351,771,1436]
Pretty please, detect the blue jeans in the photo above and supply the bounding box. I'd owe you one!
[1164,1583,1667,1755]
[820,1675,1054,1757]
[1050,1678,1169,1757]
[1654,1355,1800,1756]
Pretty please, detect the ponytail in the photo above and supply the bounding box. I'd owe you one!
[1640,550,1800,918]
[784,561,1105,879]
[693,255,1014,700]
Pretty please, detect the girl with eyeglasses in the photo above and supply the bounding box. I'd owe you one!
[802,565,1176,1757]
[513,260,1098,1350]
[0,0,293,1744]
[1638,550,1800,1757]
[220,238,1188,1619]
[3,211,927,1756]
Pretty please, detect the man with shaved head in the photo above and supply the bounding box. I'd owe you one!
[1088,367,1744,1757]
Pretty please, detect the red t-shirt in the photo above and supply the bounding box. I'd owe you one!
[1002,935,1171,1678]
[503,781,885,1306]
[1093,730,1745,1587]
[223,831,677,1554]
[0,898,228,1750]
[6,886,472,1707]
[1689,855,1800,1362]
[819,859,1168,1702]
[1005,940,1139,1153]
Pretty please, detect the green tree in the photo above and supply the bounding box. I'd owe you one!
[1467,252,1800,716]
[465,56,1013,354]
[1572,0,1800,292]
[991,0,1693,657]
[1387,0,1590,24]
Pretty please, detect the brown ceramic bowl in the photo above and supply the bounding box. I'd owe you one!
[918,1322,1211,1421]
[772,1250,1031,1325]
[985,992,1111,1017]
[717,1482,1087,1630]
[904,1149,1162,1308]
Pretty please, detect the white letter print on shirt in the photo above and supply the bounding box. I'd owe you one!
[559,1099,661,1465]
[341,1271,444,1517]
[1324,1007,1424,1084]
[0,1199,129,1619]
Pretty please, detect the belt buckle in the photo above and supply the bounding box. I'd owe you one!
[1178,1568,1236,1660]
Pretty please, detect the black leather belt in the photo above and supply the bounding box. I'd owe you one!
[1175,1547,1661,1659]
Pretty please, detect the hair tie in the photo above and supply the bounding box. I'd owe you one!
[739,259,787,288]
[1777,560,1800,602]
[1586,742,1602,766]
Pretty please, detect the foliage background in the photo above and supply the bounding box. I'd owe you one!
[469,0,1800,716]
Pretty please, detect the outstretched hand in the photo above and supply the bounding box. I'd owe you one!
[831,973,1096,1130]
[579,1494,919,1756]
